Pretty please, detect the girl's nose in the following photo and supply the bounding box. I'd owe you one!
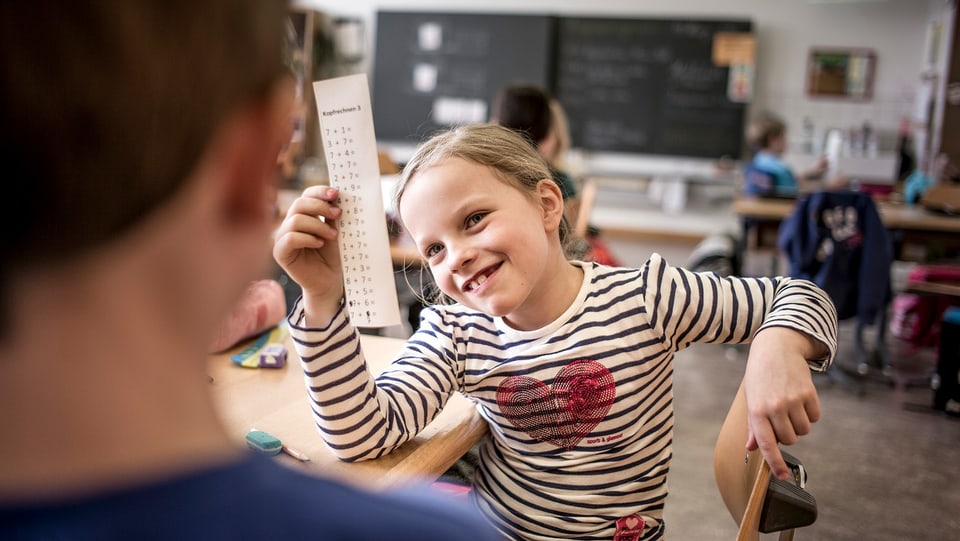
[446,241,477,272]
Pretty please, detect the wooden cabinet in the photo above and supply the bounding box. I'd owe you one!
[939,8,960,175]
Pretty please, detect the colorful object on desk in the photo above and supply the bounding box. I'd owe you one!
[903,170,933,205]
[245,428,311,462]
[245,429,282,456]
[208,279,287,353]
[258,343,287,368]
[230,325,287,368]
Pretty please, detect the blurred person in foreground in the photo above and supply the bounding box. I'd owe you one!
[0,2,500,539]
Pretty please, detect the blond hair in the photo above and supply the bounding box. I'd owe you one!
[396,124,570,245]
[548,99,572,170]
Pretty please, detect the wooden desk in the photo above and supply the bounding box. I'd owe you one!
[732,196,960,234]
[735,196,960,260]
[905,280,960,297]
[209,332,487,489]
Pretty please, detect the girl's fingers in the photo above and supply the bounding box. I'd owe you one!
[789,396,818,437]
[746,418,790,480]
[280,211,337,241]
[301,184,338,200]
[274,230,327,256]
[804,394,821,424]
[287,188,341,221]
[769,411,799,446]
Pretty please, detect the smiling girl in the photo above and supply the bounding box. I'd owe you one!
[273,124,838,541]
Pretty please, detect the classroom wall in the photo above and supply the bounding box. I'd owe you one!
[296,0,950,157]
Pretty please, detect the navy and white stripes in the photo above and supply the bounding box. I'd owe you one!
[289,254,837,540]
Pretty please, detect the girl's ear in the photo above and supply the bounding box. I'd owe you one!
[536,178,565,233]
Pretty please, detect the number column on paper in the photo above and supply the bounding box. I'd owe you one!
[313,74,400,328]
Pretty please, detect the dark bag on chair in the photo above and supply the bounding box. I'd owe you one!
[777,191,893,325]
[778,192,895,388]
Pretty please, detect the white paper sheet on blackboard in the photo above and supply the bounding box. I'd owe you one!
[312,74,401,328]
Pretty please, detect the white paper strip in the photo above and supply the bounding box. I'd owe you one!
[312,74,401,328]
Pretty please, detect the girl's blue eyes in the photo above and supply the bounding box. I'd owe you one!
[466,212,486,226]
[423,211,488,258]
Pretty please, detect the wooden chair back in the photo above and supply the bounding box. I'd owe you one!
[714,382,799,541]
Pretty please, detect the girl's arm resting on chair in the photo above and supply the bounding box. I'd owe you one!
[649,257,837,481]
[743,286,837,481]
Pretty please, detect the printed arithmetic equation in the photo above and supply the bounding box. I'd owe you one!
[313,74,400,328]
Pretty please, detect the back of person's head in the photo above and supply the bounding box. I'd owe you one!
[396,123,569,245]
[0,0,288,333]
[490,84,554,148]
[745,111,787,153]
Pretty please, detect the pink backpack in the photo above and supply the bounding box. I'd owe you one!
[889,266,960,348]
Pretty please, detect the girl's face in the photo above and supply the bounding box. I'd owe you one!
[399,157,565,329]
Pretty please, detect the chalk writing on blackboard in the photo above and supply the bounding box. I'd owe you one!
[554,16,752,158]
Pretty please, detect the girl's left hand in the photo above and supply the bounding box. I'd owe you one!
[743,327,823,480]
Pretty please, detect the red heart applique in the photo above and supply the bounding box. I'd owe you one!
[496,359,616,450]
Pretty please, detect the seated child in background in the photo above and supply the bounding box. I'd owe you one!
[745,110,829,196]
[492,83,620,265]
[274,124,838,540]
[491,84,580,210]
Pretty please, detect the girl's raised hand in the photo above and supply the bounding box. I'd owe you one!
[273,186,344,323]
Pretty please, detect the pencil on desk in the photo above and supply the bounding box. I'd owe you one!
[282,444,311,462]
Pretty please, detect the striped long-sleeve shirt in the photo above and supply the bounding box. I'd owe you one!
[288,255,838,541]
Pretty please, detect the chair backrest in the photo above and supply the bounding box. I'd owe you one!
[714,382,773,541]
[715,382,815,541]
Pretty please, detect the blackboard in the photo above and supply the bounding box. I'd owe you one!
[554,17,753,158]
[371,12,754,159]
[372,11,554,143]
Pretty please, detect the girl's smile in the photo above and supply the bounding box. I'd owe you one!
[463,262,502,293]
